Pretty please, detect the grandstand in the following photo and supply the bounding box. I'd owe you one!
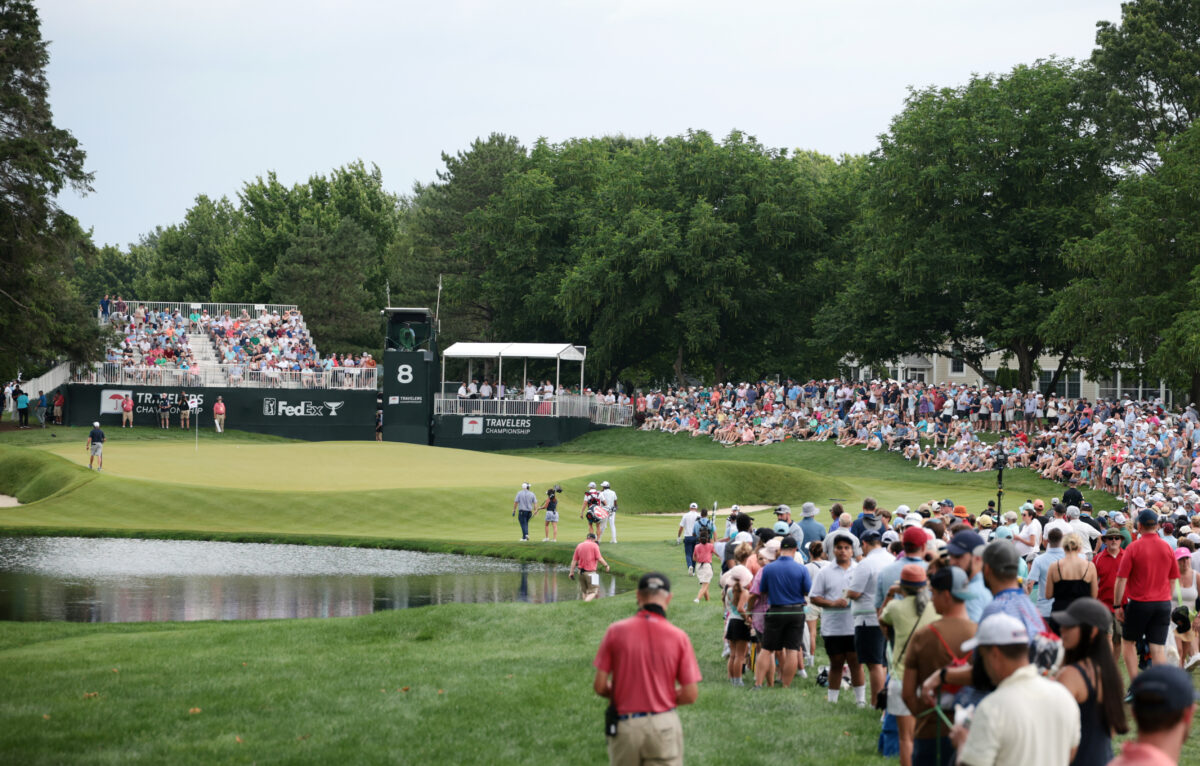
[75,301,377,390]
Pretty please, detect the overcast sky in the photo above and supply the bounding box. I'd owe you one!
[40,0,1125,248]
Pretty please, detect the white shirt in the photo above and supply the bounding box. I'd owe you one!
[679,510,700,537]
[846,547,892,627]
[1044,518,1073,542]
[810,562,857,636]
[1015,519,1041,557]
[599,489,617,512]
[957,664,1080,766]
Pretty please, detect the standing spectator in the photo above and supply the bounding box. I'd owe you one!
[538,487,559,542]
[121,393,134,428]
[86,421,105,471]
[949,614,1081,766]
[99,293,110,322]
[720,543,754,686]
[34,390,46,428]
[1051,598,1128,766]
[845,529,891,705]
[677,503,701,576]
[1094,528,1125,653]
[15,387,29,428]
[902,566,976,766]
[1044,533,1098,634]
[879,564,937,766]
[692,532,714,603]
[599,480,618,544]
[1108,665,1197,766]
[810,534,864,704]
[876,527,930,609]
[375,409,383,442]
[592,572,700,766]
[3,380,12,421]
[157,393,170,429]
[52,390,64,425]
[1026,527,1066,618]
[1013,503,1042,562]
[799,502,826,558]
[513,482,536,542]
[569,533,610,602]
[212,396,226,433]
[947,530,992,622]
[179,390,191,431]
[1114,510,1179,680]
[756,536,812,689]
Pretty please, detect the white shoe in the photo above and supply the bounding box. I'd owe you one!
[799,668,808,679]
[693,598,700,603]
[542,538,549,542]
[1186,654,1200,671]
[688,566,694,576]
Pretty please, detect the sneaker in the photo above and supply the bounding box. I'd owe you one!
[749,684,762,692]
[721,645,731,659]
[693,598,700,603]
[1187,654,1200,671]
[542,538,549,542]
[799,668,808,680]
[856,701,866,709]
[688,566,694,576]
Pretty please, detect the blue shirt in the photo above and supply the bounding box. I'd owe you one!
[966,571,993,623]
[16,394,28,409]
[1028,548,1065,616]
[758,555,812,606]
[981,587,1044,643]
[875,555,927,609]
[799,518,826,550]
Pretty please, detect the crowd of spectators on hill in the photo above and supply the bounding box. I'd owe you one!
[100,301,199,384]
[637,380,1200,506]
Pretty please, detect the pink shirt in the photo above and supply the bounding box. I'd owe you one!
[1107,740,1176,766]
[572,540,602,571]
[594,610,701,716]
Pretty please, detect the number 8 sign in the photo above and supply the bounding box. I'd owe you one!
[396,364,413,384]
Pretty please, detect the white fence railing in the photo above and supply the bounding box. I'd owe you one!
[71,362,378,391]
[100,301,300,321]
[19,361,72,394]
[433,395,632,426]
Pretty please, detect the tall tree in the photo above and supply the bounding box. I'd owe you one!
[134,194,239,301]
[1088,0,1200,170]
[824,60,1113,392]
[0,0,103,379]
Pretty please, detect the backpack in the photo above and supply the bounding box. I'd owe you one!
[695,517,715,537]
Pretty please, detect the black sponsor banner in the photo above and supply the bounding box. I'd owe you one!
[433,414,599,451]
[67,384,376,441]
[381,349,434,444]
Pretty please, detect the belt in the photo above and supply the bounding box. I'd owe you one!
[769,603,805,609]
[618,709,674,721]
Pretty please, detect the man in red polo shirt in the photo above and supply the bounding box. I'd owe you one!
[1094,527,1125,653]
[570,533,610,602]
[594,572,700,766]
[1114,510,1178,680]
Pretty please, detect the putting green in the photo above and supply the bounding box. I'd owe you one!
[44,441,614,491]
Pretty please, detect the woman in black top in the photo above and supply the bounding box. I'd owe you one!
[1052,598,1128,766]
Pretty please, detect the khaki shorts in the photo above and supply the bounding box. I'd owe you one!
[89,443,103,457]
[578,571,599,599]
[607,709,682,766]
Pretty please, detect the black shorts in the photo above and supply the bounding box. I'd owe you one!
[854,625,886,665]
[1122,600,1171,645]
[823,633,856,657]
[940,414,952,424]
[763,606,805,652]
[725,618,752,642]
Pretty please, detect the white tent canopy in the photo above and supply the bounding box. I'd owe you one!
[442,342,585,362]
[441,342,587,397]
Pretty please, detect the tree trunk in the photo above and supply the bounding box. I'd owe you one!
[1042,348,1074,397]
[1012,346,1034,394]
[674,345,684,388]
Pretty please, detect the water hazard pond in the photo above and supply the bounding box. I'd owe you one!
[0,537,629,622]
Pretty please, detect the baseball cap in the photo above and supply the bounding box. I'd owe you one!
[860,529,882,543]
[588,482,597,489]
[961,613,1029,652]
[947,530,985,557]
[1051,597,1112,632]
[895,504,911,515]
[901,527,927,549]
[938,499,954,508]
[638,572,671,593]
[1127,665,1199,716]
[904,513,925,527]
[775,505,791,516]
[801,502,818,518]
[1137,509,1159,527]
[92,421,100,427]
[731,504,741,512]
[981,540,1020,578]
[881,530,900,545]
[779,536,798,550]
[1066,505,1081,519]
[978,515,994,528]
[689,502,698,510]
[993,526,1014,540]
[1111,512,1127,525]
[773,521,790,535]
[900,563,927,586]
[930,566,971,601]
[1033,499,1045,511]
[1175,548,1192,561]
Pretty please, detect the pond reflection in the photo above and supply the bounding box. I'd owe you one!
[0,537,626,622]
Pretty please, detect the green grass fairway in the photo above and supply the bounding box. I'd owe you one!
[4,426,1194,765]
[43,440,619,491]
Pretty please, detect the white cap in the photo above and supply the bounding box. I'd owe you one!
[731,504,741,512]
[588,482,596,489]
[689,502,698,510]
[904,513,924,527]
[521,483,530,490]
[961,614,1029,652]
[600,481,610,488]
[93,421,100,427]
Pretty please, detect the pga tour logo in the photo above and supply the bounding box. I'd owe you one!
[263,398,345,417]
[462,417,483,435]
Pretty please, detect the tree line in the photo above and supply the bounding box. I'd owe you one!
[5,1,1200,401]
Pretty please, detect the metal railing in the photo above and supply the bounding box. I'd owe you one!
[100,301,300,322]
[71,362,378,391]
[433,394,632,426]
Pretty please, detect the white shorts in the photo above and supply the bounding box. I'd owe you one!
[990,413,1001,422]
[89,443,103,456]
[886,676,911,716]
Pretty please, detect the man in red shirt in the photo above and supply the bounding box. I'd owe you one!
[1114,510,1179,680]
[570,533,610,602]
[1094,527,1125,653]
[594,572,700,766]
